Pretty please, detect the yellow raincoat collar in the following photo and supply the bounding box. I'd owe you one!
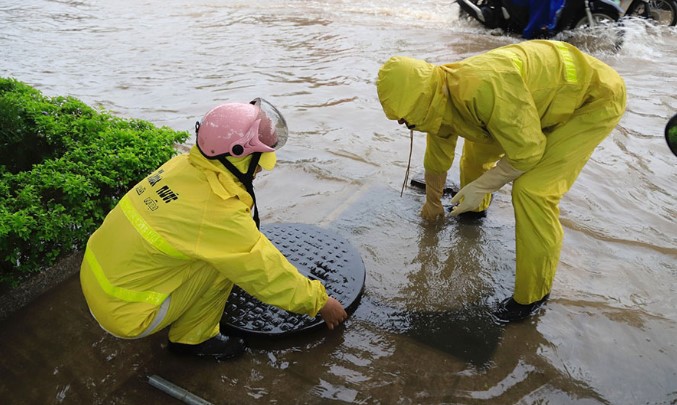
[376,56,452,135]
[188,145,257,203]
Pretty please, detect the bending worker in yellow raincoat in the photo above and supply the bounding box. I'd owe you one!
[376,40,626,322]
[80,99,348,360]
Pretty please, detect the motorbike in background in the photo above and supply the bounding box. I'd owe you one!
[456,0,624,37]
[622,0,677,26]
[456,0,625,50]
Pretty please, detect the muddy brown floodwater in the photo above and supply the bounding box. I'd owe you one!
[1,0,676,404]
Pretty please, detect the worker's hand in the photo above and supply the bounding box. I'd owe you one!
[450,158,524,216]
[420,170,447,221]
[319,296,348,330]
[421,200,445,220]
[449,183,485,216]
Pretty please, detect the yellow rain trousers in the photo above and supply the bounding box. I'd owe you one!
[80,146,328,344]
[377,40,626,304]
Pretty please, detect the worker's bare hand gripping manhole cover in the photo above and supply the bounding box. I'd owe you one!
[222,223,366,337]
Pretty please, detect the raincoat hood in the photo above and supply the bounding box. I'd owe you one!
[188,145,275,203]
[376,56,451,135]
[188,146,246,202]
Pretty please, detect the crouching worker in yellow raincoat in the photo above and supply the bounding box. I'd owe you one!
[376,40,626,323]
[80,99,348,360]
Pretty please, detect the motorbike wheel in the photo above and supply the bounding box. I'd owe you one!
[646,0,677,26]
[570,11,618,29]
[563,9,624,52]
[626,0,677,25]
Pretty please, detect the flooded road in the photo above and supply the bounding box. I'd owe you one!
[1,0,676,403]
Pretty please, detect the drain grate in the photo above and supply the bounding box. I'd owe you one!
[222,223,365,337]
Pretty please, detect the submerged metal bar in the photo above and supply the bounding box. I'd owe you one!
[147,375,213,405]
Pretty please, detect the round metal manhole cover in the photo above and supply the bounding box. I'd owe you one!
[222,223,366,337]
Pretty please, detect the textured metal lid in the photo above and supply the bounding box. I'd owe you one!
[222,223,365,337]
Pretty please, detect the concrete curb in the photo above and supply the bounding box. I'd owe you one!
[0,251,83,321]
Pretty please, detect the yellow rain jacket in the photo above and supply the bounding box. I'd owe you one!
[80,146,328,344]
[377,40,626,303]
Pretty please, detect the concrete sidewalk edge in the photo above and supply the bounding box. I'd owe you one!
[0,251,83,321]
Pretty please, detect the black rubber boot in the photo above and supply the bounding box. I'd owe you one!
[456,210,487,220]
[446,205,487,222]
[492,294,549,323]
[167,333,246,361]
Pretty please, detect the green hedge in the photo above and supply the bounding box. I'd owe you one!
[0,78,189,287]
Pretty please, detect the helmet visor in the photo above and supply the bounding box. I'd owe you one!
[252,98,288,150]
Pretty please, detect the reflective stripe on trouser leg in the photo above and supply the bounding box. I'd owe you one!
[137,297,171,338]
[511,95,625,304]
[460,140,504,212]
[86,298,170,340]
[162,263,233,345]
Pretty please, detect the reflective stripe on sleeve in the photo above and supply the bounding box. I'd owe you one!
[119,195,190,259]
[84,248,168,305]
[492,42,578,84]
[554,41,578,83]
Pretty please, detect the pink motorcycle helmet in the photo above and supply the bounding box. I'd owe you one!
[196,98,288,169]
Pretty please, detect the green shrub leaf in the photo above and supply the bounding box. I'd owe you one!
[0,77,189,286]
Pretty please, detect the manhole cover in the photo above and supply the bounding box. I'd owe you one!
[222,223,365,337]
